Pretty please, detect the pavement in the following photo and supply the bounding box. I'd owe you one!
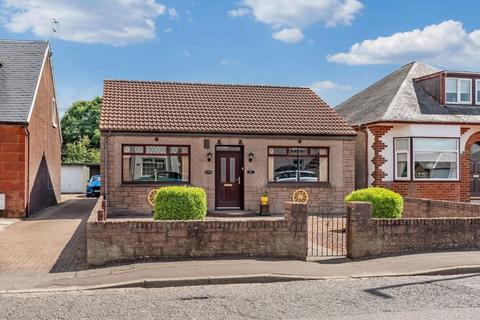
[1,251,480,293]
[0,196,480,293]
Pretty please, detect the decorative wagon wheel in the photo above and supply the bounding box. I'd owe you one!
[292,189,309,204]
[147,189,159,206]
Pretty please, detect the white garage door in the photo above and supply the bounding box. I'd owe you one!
[61,166,90,193]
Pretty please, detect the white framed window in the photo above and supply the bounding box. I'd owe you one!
[476,79,480,105]
[394,138,410,180]
[445,78,472,104]
[460,79,472,103]
[413,138,459,181]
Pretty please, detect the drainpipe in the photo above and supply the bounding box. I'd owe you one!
[24,126,30,217]
[104,131,110,214]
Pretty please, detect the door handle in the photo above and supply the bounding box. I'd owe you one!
[236,176,241,184]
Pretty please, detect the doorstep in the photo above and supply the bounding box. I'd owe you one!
[207,210,258,218]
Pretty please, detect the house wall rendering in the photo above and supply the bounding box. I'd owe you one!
[101,134,355,216]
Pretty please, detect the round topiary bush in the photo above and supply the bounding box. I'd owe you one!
[345,187,403,218]
[153,186,207,220]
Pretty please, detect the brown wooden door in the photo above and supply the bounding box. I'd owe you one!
[215,147,243,209]
[472,143,480,197]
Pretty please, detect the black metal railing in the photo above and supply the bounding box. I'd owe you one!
[308,212,346,257]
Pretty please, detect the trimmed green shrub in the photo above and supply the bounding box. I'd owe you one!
[345,187,403,218]
[153,186,207,220]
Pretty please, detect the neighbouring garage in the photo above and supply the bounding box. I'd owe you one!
[61,165,90,194]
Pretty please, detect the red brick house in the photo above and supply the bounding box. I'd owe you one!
[0,40,61,218]
[336,61,480,202]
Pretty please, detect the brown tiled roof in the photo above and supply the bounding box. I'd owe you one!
[100,80,355,136]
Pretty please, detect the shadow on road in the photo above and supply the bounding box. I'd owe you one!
[364,273,480,299]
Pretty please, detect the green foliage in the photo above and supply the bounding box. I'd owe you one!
[62,136,100,164]
[61,97,101,164]
[345,187,403,218]
[153,186,207,220]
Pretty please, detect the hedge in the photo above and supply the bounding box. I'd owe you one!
[345,187,403,218]
[153,186,207,220]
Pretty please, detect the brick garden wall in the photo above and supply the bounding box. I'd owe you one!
[403,197,480,218]
[347,202,480,259]
[87,201,308,266]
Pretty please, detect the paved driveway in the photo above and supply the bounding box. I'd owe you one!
[0,196,96,273]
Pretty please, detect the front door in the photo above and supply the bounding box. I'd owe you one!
[215,146,243,209]
[471,142,480,197]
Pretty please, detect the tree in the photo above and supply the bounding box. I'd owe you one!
[62,136,100,164]
[61,96,101,148]
[61,97,101,163]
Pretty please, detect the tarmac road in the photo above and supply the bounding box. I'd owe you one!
[2,274,480,319]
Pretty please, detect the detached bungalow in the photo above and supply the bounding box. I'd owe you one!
[336,61,480,202]
[100,81,355,215]
[0,40,61,217]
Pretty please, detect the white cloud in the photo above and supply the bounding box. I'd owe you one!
[310,80,350,91]
[228,8,250,18]
[163,27,172,33]
[168,8,178,18]
[1,0,175,45]
[328,20,480,67]
[272,28,304,43]
[229,0,363,43]
[219,59,239,65]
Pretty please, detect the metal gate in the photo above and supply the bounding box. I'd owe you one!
[308,212,347,257]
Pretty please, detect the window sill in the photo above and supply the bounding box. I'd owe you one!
[393,179,460,183]
[121,181,191,187]
[267,182,331,188]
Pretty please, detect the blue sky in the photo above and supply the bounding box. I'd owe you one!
[1,0,480,114]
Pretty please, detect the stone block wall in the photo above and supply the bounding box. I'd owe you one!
[347,202,480,259]
[101,134,355,216]
[87,202,308,266]
[403,197,480,218]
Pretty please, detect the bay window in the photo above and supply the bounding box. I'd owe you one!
[122,145,189,183]
[413,138,458,180]
[394,138,410,180]
[268,147,328,183]
[445,78,472,104]
[394,138,459,181]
